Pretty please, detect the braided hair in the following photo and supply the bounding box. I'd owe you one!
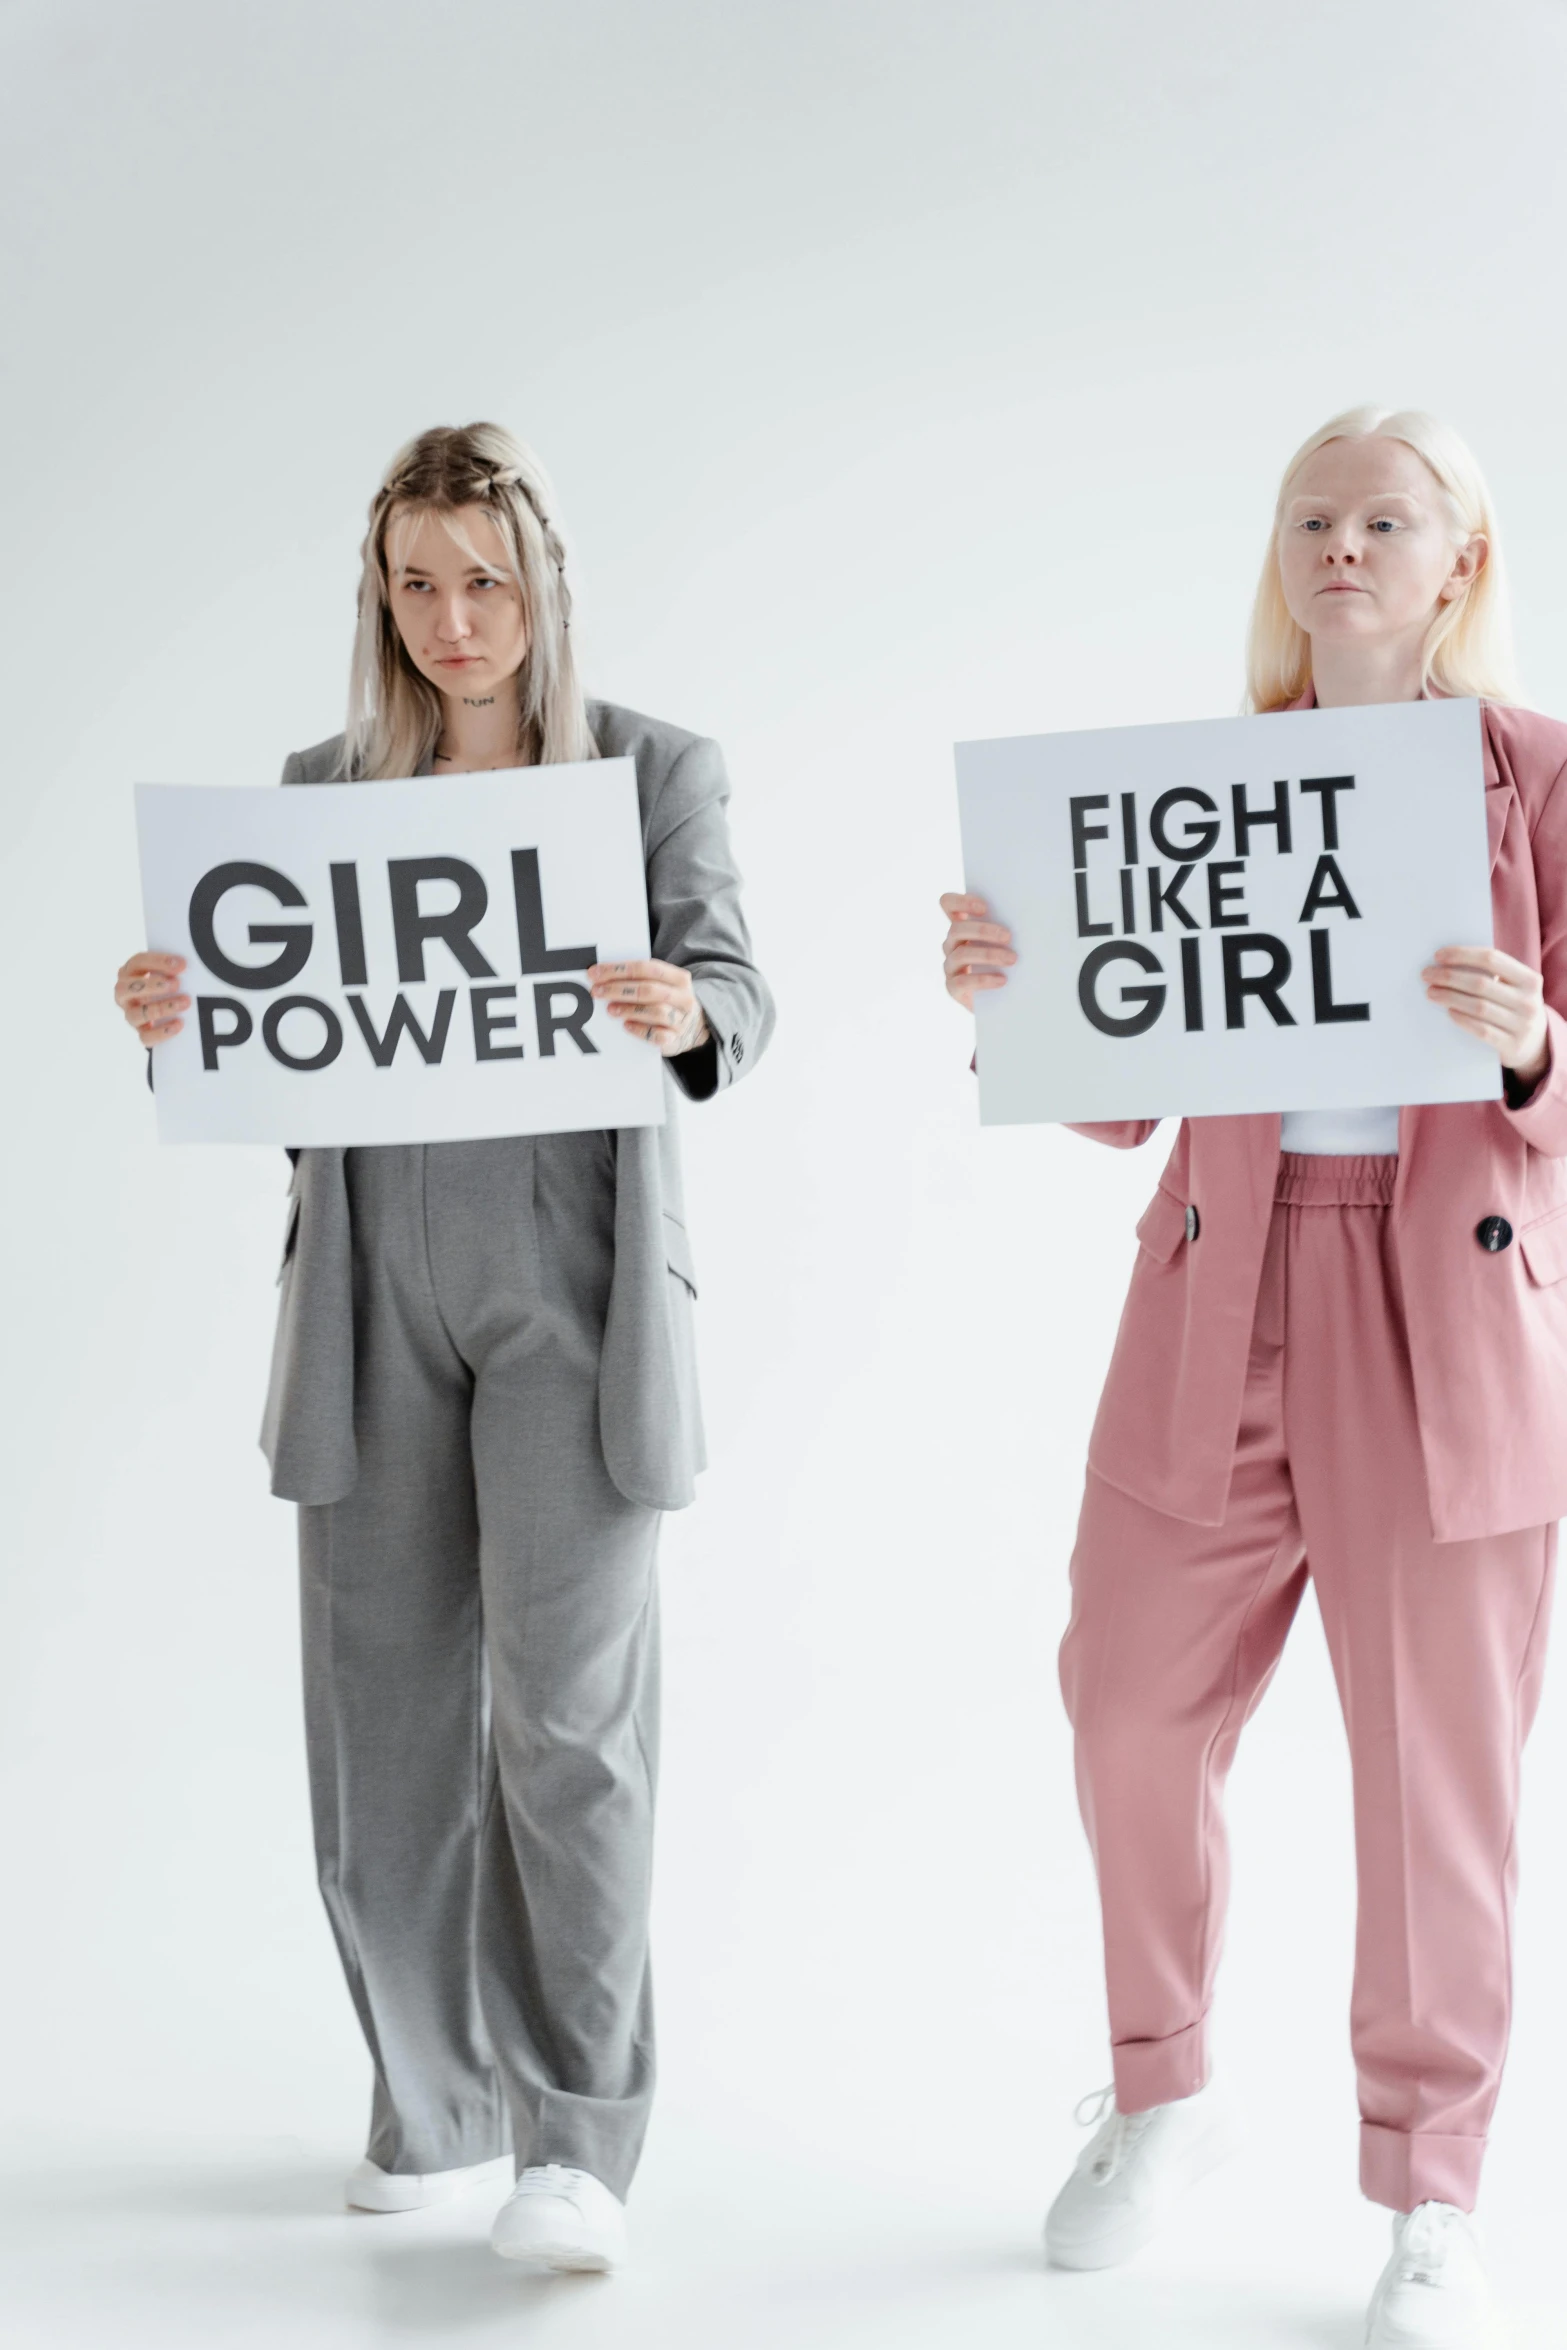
[343,422,597,779]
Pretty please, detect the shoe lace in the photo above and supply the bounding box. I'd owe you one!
[516,2163,584,2196]
[1071,2084,1153,2185]
[1073,2084,1117,2128]
[1399,2201,1458,2284]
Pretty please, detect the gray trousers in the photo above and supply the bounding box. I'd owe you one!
[298,1134,661,2200]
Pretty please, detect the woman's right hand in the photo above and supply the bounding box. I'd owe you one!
[115,951,189,1045]
[939,893,1015,1010]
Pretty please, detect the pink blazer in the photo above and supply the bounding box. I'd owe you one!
[1077,699,1567,1542]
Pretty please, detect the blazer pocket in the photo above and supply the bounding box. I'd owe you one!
[663,1211,698,1298]
[1520,1204,1567,1287]
[1135,1185,1189,1266]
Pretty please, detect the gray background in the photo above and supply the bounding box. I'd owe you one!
[3,3,1565,2343]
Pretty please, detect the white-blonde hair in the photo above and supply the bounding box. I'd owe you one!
[342,421,597,778]
[1244,405,1518,711]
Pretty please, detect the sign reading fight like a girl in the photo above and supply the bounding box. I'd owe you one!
[135,760,665,1144]
[956,698,1499,1126]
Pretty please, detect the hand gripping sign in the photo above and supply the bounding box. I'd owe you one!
[956,698,1499,1126]
[135,759,665,1144]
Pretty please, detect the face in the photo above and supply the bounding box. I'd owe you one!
[385,503,529,697]
[1275,435,1486,655]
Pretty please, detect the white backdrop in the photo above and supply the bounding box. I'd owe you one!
[4,3,1567,2344]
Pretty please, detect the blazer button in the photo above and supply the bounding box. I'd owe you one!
[1185,1204,1200,1243]
[1475,1215,1513,1253]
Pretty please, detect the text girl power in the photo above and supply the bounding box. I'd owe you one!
[188,845,599,1072]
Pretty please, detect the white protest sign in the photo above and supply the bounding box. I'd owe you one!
[136,759,666,1145]
[956,698,1499,1126]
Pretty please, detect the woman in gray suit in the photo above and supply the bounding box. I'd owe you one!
[113,422,774,2274]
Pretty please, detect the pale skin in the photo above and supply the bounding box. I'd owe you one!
[942,434,1550,1090]
[116,502,710,1058]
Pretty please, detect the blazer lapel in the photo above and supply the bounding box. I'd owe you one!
[1479,704,1518,875]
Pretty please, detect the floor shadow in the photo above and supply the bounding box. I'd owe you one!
[359,2237,613,2335]
[1025,2263,1369,2350]
[0,2154,352,2225]
[1285,2319,1363,2350]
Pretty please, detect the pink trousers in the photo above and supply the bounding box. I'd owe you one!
[1060,1153,1556,2213]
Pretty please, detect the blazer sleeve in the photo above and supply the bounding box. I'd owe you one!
[644,735,775,1102]
[1064,1119,1161,1149]
[1503,749,1567,1155]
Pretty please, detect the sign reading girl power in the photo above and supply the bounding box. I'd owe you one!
[956,698,1499,1126]
[136,760,665,1144]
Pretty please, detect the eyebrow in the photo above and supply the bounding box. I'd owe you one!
[395,561,504,578]
[1286,489,1424,511]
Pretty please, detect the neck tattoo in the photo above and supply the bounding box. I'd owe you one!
[460,693,496,708]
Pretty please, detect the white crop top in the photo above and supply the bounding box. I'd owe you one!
[1279,1105,1401,1156]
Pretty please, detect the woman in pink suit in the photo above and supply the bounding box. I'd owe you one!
[941,407,1565,2349]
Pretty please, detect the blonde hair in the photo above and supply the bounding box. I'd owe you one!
[342,422,597,778]
[1244,406,1518,712]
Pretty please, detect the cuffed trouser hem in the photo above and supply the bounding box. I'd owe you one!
[367,2123,512,2175]
[1112,2018,1208,2115]
[1360,2122,1484,2215]
[525,2081,651,2204]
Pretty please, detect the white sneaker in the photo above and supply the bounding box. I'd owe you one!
[489,2164,627,2272]
[346,2153,514,2213]
[1366,2202,1491,2348]
[1043,2076,1242,2270]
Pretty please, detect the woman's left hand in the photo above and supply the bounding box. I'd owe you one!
[1424,945,1550,1087]
[588,959,710,1057]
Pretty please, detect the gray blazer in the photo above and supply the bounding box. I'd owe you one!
[259,699,774,1513]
